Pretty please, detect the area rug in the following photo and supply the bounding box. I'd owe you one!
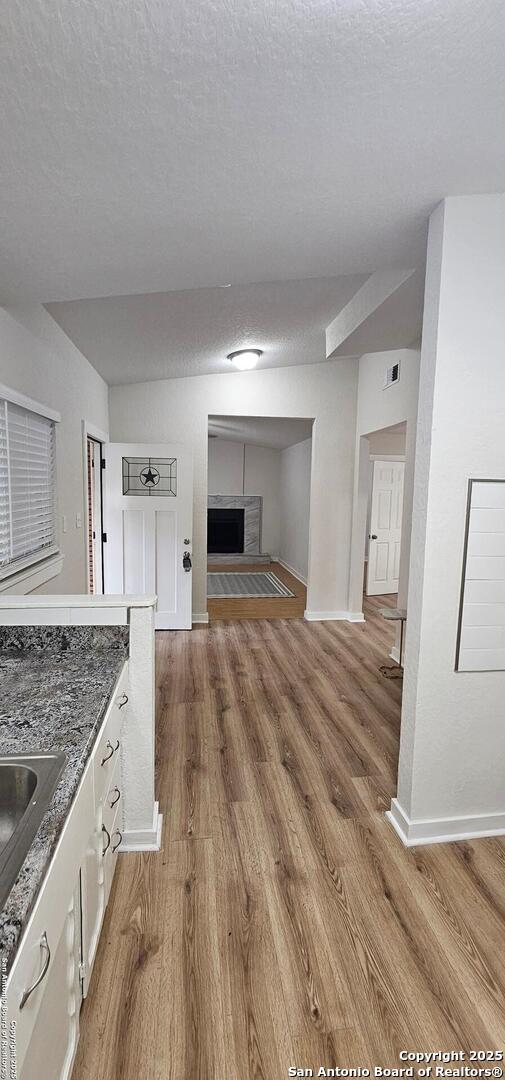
[207,571,295,598]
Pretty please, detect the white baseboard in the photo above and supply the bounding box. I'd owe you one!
[386,797,505,847]
[275,558,307,587]
[192,612,209,624]
[120,803,163,852]
[304,610,365,623]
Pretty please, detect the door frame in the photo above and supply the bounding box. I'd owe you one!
[365,455,405,596]
[348,428,412,618]
[82,420,108,595]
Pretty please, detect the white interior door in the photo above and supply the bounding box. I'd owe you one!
[366,459,405,596]
[103,443,193,629]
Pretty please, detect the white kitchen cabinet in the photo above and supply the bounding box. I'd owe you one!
[20,883,81,1080]
[80,664,128,995]
[6,661,129,1078]
[80,802,107,998]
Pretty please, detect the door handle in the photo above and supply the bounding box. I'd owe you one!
[369,534,378,540]
[101,739,120,766]
[183,551,192,572]
[20,932,51,1010]
[112,830,123,852]
[102,824,111,855]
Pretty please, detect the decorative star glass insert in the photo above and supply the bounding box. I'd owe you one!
[122,457,177,496]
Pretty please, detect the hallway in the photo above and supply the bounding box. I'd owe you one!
[73,601,505,1078]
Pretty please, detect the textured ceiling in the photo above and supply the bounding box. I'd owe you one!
[1,1,505,303]
[209,416,313,449]
[46,275,368,382]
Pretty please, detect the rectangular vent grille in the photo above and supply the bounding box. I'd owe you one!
[383,361,400,389]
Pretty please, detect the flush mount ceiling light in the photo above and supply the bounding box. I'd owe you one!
[227,349,263,371]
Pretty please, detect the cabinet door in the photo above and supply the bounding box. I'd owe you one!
[80,804,107,997]
[21,883,81,1080]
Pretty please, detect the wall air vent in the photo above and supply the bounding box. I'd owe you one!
[383,361,400,390]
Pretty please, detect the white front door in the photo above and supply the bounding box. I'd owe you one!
[366,459,405,596]
[103,443,193,629]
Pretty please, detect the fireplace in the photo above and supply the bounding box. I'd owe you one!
[207,495,261,556]
[207,508,245,554]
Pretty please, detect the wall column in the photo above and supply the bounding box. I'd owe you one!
[390,194,505,845]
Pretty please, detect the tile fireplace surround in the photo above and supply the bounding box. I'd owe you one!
[207,495,261,555]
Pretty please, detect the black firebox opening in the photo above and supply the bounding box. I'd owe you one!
[207,508,245,554]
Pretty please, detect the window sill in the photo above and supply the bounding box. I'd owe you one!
[0,553,65,595]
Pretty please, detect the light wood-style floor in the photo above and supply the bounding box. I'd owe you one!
[207,560,306,620]
[73,598,505,1079]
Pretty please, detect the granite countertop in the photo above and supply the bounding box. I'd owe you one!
[0,635,127,971]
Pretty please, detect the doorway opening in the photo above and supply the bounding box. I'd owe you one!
[85,435,104,594]
[207,414,313,620]
[364,423,406,598]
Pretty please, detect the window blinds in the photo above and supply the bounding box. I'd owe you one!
[0,398,58,577]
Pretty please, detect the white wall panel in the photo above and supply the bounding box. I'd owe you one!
[457,479,505,671]
[459,649,505,671]
[471,482,505,509]
[460,626,505,650]
[463,603,505,626]
[466,555,505,579]
[470,508,505,533]
[467,531,505,557]
[464,579,505,603]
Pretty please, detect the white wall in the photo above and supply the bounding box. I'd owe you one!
[367,430,406,455]
[0,305,109,593]
[279,438,312,583]
[110,359,358,620]
[348,348,420,614]
[393,194,505,841]
[208,438,244,494]
[208,437,281,556]
[243,443,281,557]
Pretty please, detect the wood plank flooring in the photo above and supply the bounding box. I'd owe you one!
[207,561,306,620]
[73,598,505,1079]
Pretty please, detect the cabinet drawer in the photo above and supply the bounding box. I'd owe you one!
[101,754,122,836]
[6,765,94,1073]
[93,663,128,806]
[103,800,122,904]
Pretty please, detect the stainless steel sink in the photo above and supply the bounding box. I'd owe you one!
[0,754,66,911]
